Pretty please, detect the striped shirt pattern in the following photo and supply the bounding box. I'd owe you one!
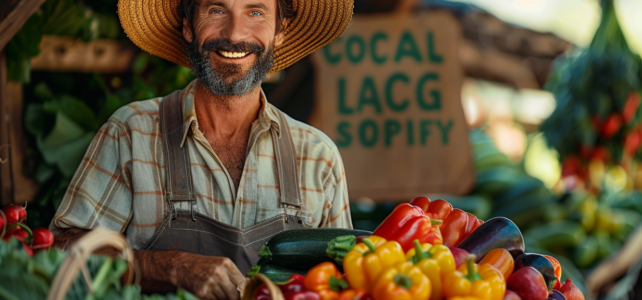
[49,80,352,249]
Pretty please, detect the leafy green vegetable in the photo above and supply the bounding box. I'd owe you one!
[0,238,197,299]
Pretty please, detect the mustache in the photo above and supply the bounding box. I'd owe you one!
[201,38,265,54]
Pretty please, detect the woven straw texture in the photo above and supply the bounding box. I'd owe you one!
[117,0,353,73]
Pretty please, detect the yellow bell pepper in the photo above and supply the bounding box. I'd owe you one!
[371,261,431,300]
[443,255,505,300]
[405,240,456,300]
[343,236,406,291]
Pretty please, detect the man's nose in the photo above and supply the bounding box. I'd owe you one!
[219,13,251,44]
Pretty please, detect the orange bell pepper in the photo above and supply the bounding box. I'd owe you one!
[304,262,349,300]
[480,249,514,280]
[371,262,431,300]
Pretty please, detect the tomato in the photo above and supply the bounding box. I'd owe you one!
[2,205,26,225]
[622,92,641,124]
[32,227,55,250]
[601,114,622,138]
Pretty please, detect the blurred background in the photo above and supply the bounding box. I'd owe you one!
[2,0,642,298]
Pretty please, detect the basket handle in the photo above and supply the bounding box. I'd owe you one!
[242,273,285,300]
[46,228,135,300]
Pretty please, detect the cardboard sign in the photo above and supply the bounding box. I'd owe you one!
[311,12,475,201]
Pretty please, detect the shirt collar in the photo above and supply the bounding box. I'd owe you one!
[180,80,281,147]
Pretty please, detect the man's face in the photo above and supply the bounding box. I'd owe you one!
[183,0,283,96]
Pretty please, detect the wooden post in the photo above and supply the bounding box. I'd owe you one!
[8,81,39,204]
[0,49,14,205]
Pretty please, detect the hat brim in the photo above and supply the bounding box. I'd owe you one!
[118,0,353,73]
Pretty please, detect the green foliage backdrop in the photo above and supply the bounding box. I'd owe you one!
[8,0,195,228]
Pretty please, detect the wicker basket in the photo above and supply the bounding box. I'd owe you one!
[242,273,285,300]
[46,228,136,300]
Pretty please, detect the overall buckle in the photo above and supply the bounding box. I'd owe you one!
[167,193,197,221]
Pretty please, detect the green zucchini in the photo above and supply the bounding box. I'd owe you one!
[248,258,306,283]
[258,228,372,271]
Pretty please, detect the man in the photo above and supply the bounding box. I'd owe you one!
[48,0,354,299]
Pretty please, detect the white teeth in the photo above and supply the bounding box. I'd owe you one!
[218,51,249,58]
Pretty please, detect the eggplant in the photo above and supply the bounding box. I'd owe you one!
[457,217,525,261]
[548,290,567,300]
[515,253,557,292]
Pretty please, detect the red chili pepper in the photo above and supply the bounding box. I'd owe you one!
[372,203,442,251]
[284,290,322,300]
[32,228,55,251]
[2,205,26,225]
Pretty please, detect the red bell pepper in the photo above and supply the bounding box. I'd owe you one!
[372,203,443,252]
[410,197,483,247]
[410,197,452,220]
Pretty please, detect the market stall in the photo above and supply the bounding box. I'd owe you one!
[1,0,642,299]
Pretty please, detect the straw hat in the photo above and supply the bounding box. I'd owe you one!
[117,0,354,73]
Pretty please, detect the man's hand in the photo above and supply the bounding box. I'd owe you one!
[170,252,246,300]
[54,229,245,299]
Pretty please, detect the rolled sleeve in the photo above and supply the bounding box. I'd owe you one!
[49,121,133,236]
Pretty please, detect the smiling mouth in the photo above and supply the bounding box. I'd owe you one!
[216,50,251,59]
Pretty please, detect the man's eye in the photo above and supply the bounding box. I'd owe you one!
[250,11,262,16]
[210,9,223,14]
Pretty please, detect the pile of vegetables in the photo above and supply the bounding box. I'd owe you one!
[541,0,642,192]
[0,204,54,256]
[249,197,586,300]
[0,203,197,299]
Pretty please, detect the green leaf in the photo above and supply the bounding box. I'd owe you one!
[43,96,100,131]
[36,112,95,177]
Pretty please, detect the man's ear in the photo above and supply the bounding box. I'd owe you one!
[183,18,194,43]
[274,19,289,47]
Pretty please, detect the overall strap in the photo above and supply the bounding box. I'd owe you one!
[271,108,302,209]
[160,91,197,220]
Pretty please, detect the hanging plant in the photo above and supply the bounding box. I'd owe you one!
[541,0,642,192]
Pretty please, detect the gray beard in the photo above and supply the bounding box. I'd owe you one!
[187,40,274,96]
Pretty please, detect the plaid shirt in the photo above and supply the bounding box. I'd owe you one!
[50,80,352,249]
